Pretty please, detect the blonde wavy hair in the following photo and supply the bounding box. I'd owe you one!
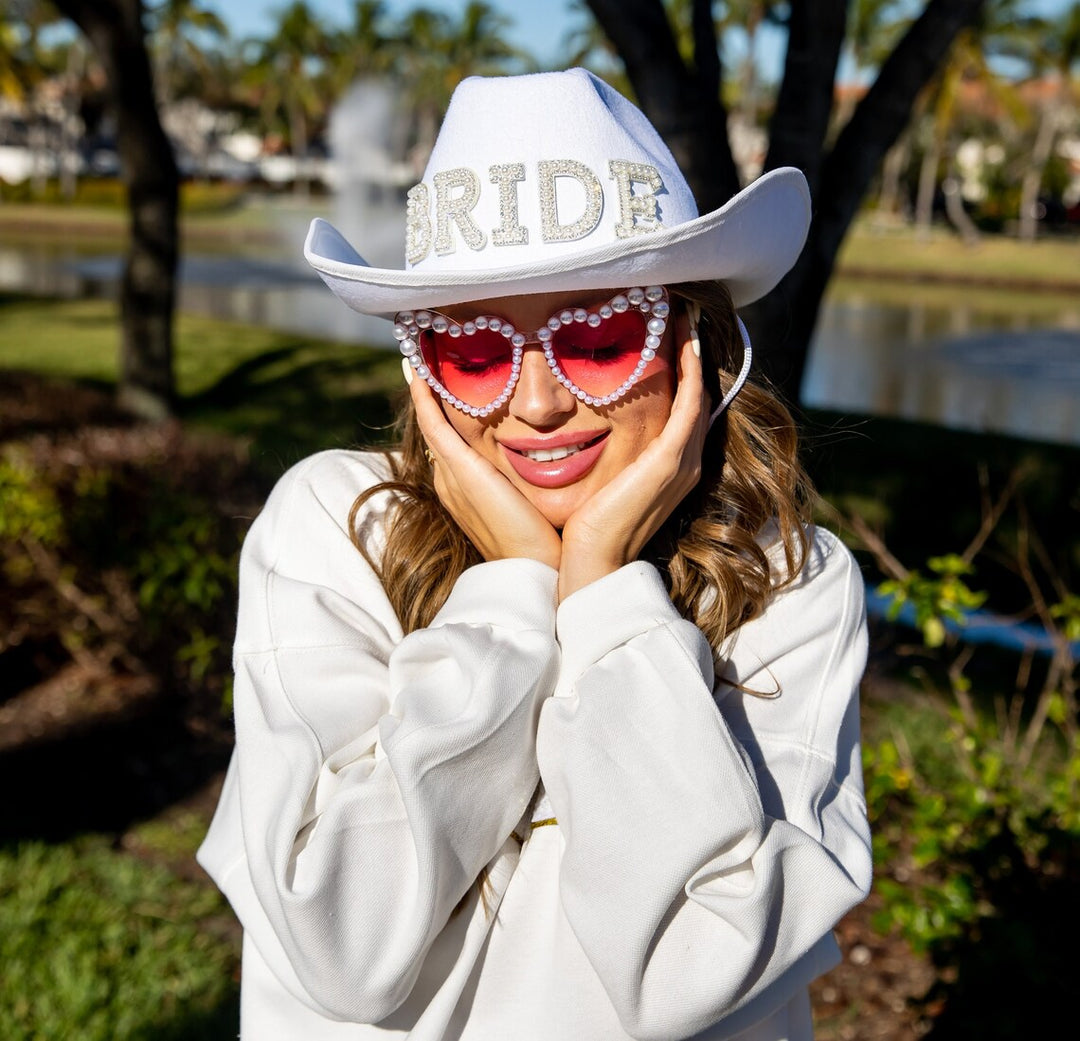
[349,279,813,648]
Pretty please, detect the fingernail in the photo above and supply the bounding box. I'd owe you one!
[689,312,701,358]
[401,357,414,385]
[686,302,702,356]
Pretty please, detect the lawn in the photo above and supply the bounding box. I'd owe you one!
[837,219,1080,289]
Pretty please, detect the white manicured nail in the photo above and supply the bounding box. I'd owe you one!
[688,303,701,357]
[401,357,414,385]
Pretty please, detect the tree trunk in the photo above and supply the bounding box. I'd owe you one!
[586,0,986,405]
[749,0,986,404]
[876,134,909,222]
[914,135,941,236]
[53,0,179,420]
[942,173,979,245]
[586,0,740,210]
[289,97,311,200]
[1018,98,1061,242]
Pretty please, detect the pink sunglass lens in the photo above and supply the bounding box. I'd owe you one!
[424,327,515,407]
[549,309,648,396]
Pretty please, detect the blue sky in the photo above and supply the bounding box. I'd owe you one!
[209,0,581,67]
[208,0,1076,82]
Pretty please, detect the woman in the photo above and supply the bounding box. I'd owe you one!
[199,69,871,1040]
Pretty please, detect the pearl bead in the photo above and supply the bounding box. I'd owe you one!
[475,316,489,329]
[463,321,476,335]
[392,323,408,340]
[415,311,432,327]
[627,287,645,305]
[647,317,665,335]
[573,308,588,323]
[645,286,664,301]
[432,316,448,333]
[642,348,656,361]
[448,324,462,337]
[611,295,629,312]
[560,310,574,325]
[398,311,414,324]
[646,334,661,349]
[652,301,670,318]
[587,313,601,327]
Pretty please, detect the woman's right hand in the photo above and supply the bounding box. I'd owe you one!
[410,375,562,571]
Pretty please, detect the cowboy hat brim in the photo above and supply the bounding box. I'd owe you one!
[304,166,810,317]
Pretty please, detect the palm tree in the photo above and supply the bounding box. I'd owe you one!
[399,2,530,164]
[327,0,398,94]
[910,0,1033,239]
[838,0,916,221]
[1017,3,1080,240]
[52,0,181,418]
[146,0,229,106]
[243,0,332,196]
[1,0,68,196]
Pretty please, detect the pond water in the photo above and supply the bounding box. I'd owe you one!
[806,280,1080,446]
[3,237,1079,447]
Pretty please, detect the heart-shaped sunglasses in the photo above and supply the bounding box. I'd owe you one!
[394,286,670,417]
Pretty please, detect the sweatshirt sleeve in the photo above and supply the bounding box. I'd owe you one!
[196,451,559,1023]
[535,528,871,1041]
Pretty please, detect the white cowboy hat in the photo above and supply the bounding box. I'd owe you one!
[305,68,810,317]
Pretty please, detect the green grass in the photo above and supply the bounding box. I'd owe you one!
[837,220,1080,288]
[0,834,239,1040]
[0,294,406,471]
[0,188,322,250]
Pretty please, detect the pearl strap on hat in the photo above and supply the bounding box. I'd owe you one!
[689,309,753,431]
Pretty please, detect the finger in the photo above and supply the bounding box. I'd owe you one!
[645,317,708,469]
[408,374,473,470]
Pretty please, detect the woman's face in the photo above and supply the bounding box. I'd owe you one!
[434,288,679,529]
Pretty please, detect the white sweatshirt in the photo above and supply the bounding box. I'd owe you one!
[197,449,871,1041]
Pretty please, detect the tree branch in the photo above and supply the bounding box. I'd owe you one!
[816,0,986,266]
[585,0,739,207]
[765,0,849,190]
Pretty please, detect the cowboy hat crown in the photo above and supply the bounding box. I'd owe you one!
[305,67,810,316]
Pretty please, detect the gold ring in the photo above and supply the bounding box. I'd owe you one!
[423,446,436,466]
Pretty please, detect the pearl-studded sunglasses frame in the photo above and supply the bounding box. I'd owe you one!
[393,286,670,418]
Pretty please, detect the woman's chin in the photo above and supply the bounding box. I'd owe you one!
[518,483,588,532]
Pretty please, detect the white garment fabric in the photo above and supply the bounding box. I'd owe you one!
[197,449,871,1041]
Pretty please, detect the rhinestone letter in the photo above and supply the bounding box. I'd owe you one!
[538,159,604,243]
[405,183,432,264]
[489,163,529,247]
[609,160,664,238]
[433,168,486,255]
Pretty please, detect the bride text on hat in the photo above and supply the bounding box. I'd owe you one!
[405,159,665,264]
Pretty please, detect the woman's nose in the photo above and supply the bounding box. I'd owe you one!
[507,347,577,425]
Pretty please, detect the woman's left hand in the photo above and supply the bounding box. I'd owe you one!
[558,312,711,600]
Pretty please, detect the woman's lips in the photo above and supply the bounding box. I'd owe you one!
[500,431,609,488]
